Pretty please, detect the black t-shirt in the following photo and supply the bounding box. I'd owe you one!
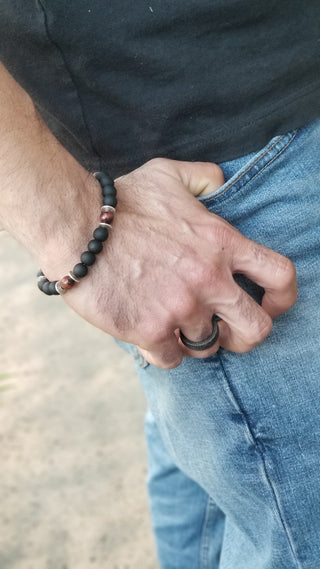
[1,1,320,177]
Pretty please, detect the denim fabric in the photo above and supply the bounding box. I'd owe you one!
[118,118,320,569]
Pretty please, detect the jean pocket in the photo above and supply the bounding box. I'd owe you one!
[198,129,298,209]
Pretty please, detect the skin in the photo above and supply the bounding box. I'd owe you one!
[0,63,297,369]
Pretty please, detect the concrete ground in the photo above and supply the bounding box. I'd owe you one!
[0,231,158,569]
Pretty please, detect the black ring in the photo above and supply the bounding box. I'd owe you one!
[180,316,219,351]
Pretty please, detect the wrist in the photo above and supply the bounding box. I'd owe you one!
[37,166,102,281]
[38,171,117,296]
[2,124,102,278]
[0,63,102,273]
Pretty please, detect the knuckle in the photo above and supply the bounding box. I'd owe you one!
[187,259,223,292]
[242,315,273,348]
[275,257,297,289]
[289,288,298,308]
[151,342,183,369]
[211,162,224,179]
[138,320,168,347]
[159,357,183,370]
[255,316,273,343]
[187,267,204,290]
[173,295,198,321]
[191,344,220,358]
[237,344,255,354]
[145,157,167,170]
[208,221,235,250]
[206,222,223,247]
[148,328,169,347]
[202,163,225,188]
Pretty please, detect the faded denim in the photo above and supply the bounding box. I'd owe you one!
[119,118,320,569]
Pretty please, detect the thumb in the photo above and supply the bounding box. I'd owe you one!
[174,160,225,197]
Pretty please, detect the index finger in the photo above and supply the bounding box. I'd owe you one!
[233,240,297,318]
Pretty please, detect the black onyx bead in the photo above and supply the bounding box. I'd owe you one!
[49,281,59,295]
[73,263,88,279]
[88,239,103,254]
[93,226,109,242]
[42,281,52,295]
[95,171,113,186]
[102,190,116,202]
[102,185,116,197]
[103,196,117,208]
[81,251,96,266]
[38,278,48,292]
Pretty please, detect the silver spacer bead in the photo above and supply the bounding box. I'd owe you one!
[68,271,80,283]
[101,205,115,214]
[99,223,112,229]
[55,281,66,295]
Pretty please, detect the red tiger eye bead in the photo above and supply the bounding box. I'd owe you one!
[100,210,114,224]
[60,275,75,289]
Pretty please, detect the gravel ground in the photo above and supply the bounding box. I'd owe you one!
[0,231,158,569]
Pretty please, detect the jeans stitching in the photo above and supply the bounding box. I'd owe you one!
[241,131,298,189]
[217,351,302,569]
[202,130,297,204]
[200,497,219,569]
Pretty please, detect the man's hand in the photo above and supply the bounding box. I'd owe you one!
[54,158,297,369]
[0,63,297,369]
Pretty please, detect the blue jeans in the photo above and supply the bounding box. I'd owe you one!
[119,118,320,569]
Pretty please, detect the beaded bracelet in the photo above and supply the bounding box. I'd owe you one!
[37,171,117,296]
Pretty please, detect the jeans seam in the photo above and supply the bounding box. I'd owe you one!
[217,351,302,569]
[200,497,218,569]
[202,130,297,204]
[241,130,298,189]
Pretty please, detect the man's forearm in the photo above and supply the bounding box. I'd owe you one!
[0,62,100,273]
